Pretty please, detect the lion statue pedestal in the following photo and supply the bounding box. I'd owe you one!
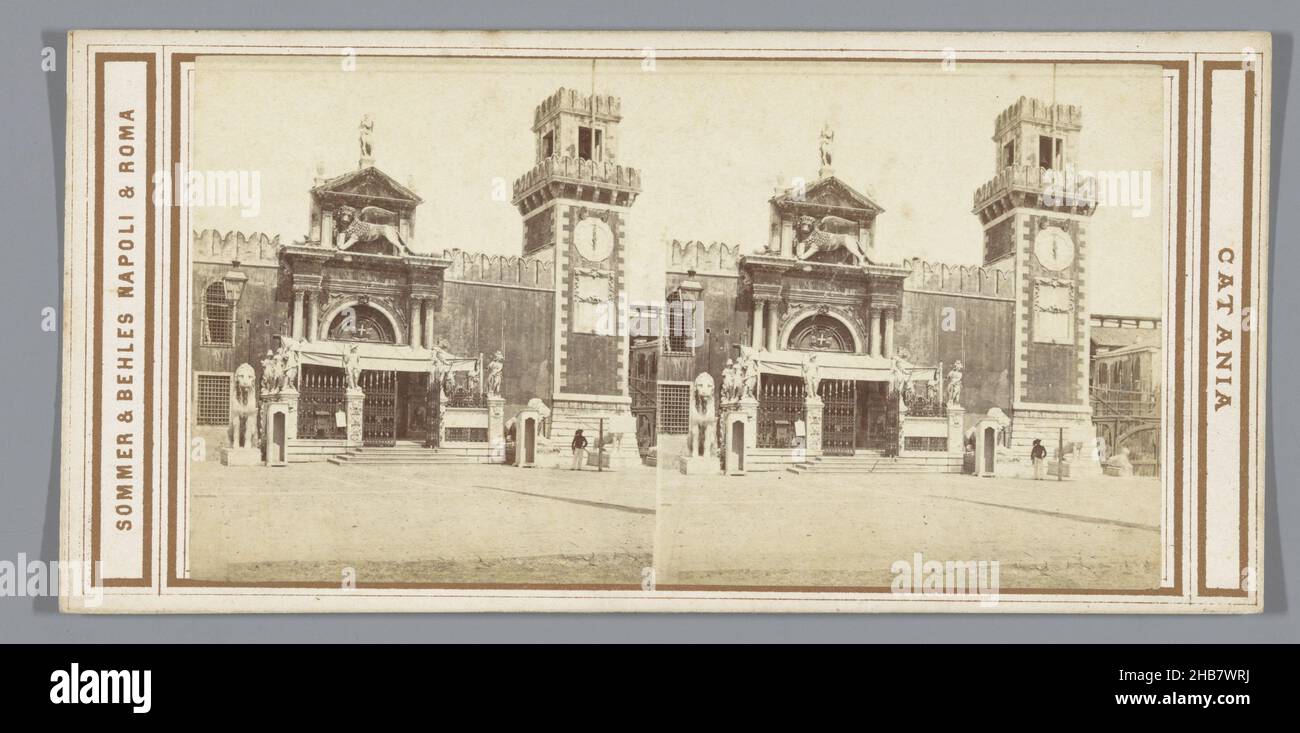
[677,372,721,476]
[221,362,262,466]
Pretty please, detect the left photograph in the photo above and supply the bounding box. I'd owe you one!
[183,57,656,586]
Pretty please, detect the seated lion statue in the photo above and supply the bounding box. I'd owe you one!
[687,372,717,458]
[229,362,259,450]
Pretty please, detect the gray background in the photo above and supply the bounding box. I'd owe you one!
[1,0,1294,643]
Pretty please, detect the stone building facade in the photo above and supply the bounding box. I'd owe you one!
[192,88,639,467]
[653,96,1110,473]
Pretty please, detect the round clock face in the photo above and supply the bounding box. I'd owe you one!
[1033,226,1076,271]
[573,217,614,262]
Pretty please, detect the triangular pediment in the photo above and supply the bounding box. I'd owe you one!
[312,166,422,208]
[773,176,883,217]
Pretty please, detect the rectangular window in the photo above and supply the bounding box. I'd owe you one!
[578,126,592,160]
[542,131,554,158]
[1039,135,1064,170]
[195,373,231,426]
[1002,140,1015,169]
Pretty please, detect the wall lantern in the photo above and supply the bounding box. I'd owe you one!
[222,262,248,306]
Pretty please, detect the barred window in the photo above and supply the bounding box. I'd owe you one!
[203,281,236,346]
[195,373,231,426]
[664,296,695,355]
[657,383,690,435]
[903,436,948,452]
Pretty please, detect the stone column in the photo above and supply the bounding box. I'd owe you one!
[409,297,422,349]
[303,296,315,343]
[308,296,321,343]
[487,395,506,463]
[765,302,779,352]
[883,308,896,358]
[868,309,882,357]
[803,393,824,457]
[422,299,435,351]
[751,301,764,348]
[321,209,334,247]
[345,388,365,448]
[292,291,306,340]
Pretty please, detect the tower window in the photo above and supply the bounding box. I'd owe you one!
[577,126,603,161]
[1002,140,1016,169]
[542,131,554,158]
[578,126,592,160]
[1039,135,1064,170]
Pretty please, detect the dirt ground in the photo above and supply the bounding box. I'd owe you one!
[656,469,1163,590]
[186,460,655,585]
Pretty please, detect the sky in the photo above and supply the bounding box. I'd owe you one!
[193,56,1166,315]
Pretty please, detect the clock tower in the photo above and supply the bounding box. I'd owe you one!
[972,96,1098,454]
[512,88,642,458]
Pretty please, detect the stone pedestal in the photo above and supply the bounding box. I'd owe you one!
[220,447,261,466]
[550,396,642,468]
[721,398,758,475]
[345,388,365,448]
[946,405,966,458]
[802,395,824,457]
[677,454,720,475]
[487,395,507,463]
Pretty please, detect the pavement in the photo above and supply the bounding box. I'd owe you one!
[185,457,1163,591]
[186,460,656,585]
[656,469,1163,590]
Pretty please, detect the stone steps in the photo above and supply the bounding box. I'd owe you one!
[326,442,499,466]
[788,452,963,475]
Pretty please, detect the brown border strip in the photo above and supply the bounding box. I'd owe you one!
[91,52,156,587]
[148,51,1196,598]
[1196,60,1255,598]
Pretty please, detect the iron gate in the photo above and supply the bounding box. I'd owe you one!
[819,379,856,456]
[757,377,804,449]
[296,366,347,439]
[360,370,397,446]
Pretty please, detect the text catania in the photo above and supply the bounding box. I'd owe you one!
[1213,246,1238,411]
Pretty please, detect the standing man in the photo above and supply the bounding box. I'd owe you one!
[1031,438,1047,480]
[571,429,589,471]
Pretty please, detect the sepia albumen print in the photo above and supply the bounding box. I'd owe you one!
[59,31,1268,612]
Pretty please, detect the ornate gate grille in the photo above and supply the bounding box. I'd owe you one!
[296,366,346,439]
[819,379,856,456]
[757,377,804,449]
[360,370,397,446]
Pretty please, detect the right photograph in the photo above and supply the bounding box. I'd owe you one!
[642,60,1168,593]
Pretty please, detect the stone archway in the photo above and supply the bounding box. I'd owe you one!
[320,299,404,345]
[782,311,861,353]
